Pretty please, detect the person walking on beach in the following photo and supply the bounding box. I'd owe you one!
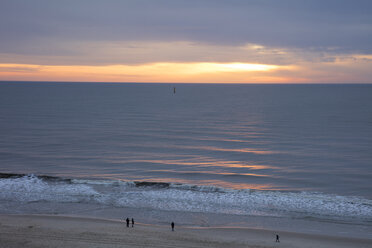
[126,218,130,227]
[171,222,175,231]
[131,218,134,228]
[276,234,280,242]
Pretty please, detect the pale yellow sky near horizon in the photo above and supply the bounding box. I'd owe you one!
[0,62,293,83]
[1,42,371,83]
[0,59,370,84]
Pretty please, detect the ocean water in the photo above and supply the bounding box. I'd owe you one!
[0,82,372,237]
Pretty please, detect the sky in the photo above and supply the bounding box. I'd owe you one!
[0,0,371,83]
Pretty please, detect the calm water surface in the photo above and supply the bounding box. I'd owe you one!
[0,82,371,198]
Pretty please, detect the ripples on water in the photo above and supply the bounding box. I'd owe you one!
[0,82,372,198]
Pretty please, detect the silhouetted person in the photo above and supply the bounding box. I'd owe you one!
[126,218,129,227]
[171,222,175,231]
[276,234,280,242]
[131,218,134,227]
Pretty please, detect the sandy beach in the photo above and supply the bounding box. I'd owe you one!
[0,214,371,248]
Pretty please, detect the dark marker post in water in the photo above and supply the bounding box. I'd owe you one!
[171,222,175,231]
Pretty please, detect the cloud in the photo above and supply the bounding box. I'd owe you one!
[1,0,371,54]
[0,39,364,68]
[0,0,371,83]
[0,41,296,66]
[0,65,41,73]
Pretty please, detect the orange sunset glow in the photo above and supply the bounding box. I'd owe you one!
[1,53,371,83]
[0,62,294,83]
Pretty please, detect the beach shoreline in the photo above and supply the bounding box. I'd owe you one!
[1,214,371,248]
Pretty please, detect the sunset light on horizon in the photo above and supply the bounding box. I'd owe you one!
[0,62,293,83]
[0,1,371,84]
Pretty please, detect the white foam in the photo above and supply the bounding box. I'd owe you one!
[0,175,98,203]
[109,189,372,219]
[1,176,371,221]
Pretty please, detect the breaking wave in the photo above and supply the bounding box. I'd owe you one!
[1,174,371,222]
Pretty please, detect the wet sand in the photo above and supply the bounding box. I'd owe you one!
[0,214,371,248]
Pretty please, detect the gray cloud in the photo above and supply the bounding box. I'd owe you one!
[0,41,296,65]
[0,65,40,72]
[0,0,371,63]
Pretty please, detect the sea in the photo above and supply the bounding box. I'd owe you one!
[0,82,371,238]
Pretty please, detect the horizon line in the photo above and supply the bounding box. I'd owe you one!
[1,80,372,85]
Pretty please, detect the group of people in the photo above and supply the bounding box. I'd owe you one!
[124,218,175,232]
[125,218,134,228]
[123,218,277,242]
